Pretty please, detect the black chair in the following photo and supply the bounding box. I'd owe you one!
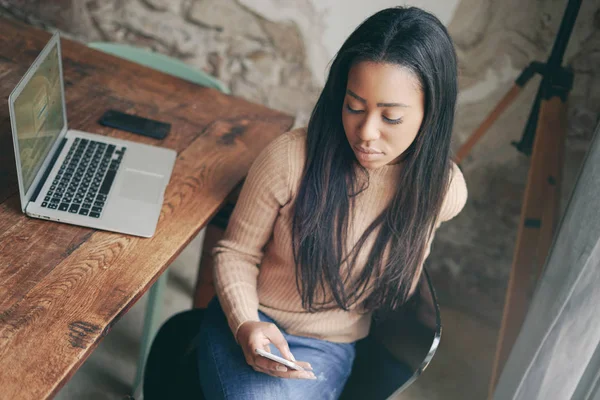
[340,268,442,399]
[143,268,441,400]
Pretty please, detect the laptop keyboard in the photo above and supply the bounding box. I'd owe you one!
[41,138,126,218]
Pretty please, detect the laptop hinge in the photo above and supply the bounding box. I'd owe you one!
[30,137,68,204]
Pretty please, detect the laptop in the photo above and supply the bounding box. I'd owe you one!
[8,33,177,238]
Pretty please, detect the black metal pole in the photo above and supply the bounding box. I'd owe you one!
[546,0,583,69]
[512,0,582,155]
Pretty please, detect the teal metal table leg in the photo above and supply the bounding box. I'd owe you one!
[132,272,168,397]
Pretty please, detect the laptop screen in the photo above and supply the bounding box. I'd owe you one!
[12,42,65,194]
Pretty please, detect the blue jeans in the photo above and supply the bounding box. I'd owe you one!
[197,299,356,400]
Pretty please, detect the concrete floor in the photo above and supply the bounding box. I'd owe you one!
[55,231,499,400]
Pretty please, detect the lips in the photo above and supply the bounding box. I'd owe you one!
[355,146,383,155]
[353,145,384,164]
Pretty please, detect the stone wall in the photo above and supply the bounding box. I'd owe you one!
[1,0,598,326]
[438,0,600,324]
[0,0,321,124]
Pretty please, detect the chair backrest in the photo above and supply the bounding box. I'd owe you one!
[373,267,442,397]
[88,42,230,94]
[341,268,442,400]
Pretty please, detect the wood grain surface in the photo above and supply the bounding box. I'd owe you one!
[0,18,294,399]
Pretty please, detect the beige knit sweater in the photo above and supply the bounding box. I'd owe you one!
[213,128,468,343]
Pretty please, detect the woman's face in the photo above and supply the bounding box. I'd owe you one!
[342,61,425,169]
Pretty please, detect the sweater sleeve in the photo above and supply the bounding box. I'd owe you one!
[212,133,292,339]
[410,162,468,295]
[439,162,468,223]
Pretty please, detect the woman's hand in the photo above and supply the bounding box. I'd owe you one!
[236,321,316,379]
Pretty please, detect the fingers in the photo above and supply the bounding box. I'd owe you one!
[254,365,317,380]
[238,321,315,379]
[254,355,288,372]
[253,355,314,377]
[294,361,313,371]
[263,323,295,361]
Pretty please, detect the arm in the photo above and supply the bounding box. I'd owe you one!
[424,162,468,256]
[438,162,468,223]
[212,133,292,339]
[212,133,316,379]
[410,162,468,295]
[411,162,468,318]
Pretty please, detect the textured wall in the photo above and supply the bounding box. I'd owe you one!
[237,0,461,85]
[438,0,600,324]
[0,0,321,122]
[1,0,598,326]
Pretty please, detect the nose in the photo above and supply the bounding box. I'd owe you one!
[357,114,380,143]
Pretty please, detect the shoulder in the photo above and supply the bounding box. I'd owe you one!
[251,127,306,170]
[246,127,307,198]
[284,127,308,158]
[266,127,307,196]
[438,162,468,223]
[257,127,306,163]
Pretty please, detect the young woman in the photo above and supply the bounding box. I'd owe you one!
[197,6,467,400]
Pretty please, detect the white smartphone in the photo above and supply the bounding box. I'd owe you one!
[255,348,305,371]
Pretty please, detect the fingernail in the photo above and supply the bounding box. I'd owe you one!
[290,353,296,361]
[306,363,313,371]
[307,372,317,380]
[276,365,287,372]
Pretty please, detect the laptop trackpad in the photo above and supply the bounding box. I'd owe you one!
[119,169,164,204]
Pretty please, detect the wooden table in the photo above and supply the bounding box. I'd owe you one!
[0,18,294,399]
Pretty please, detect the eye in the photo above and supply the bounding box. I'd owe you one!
[383,115,403,125]
[345,103,364,114]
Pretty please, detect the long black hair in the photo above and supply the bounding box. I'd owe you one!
[292,7,458,313]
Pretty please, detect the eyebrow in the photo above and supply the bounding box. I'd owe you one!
[346,89,410,108]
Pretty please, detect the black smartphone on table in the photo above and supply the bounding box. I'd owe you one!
[98,109,171,139]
